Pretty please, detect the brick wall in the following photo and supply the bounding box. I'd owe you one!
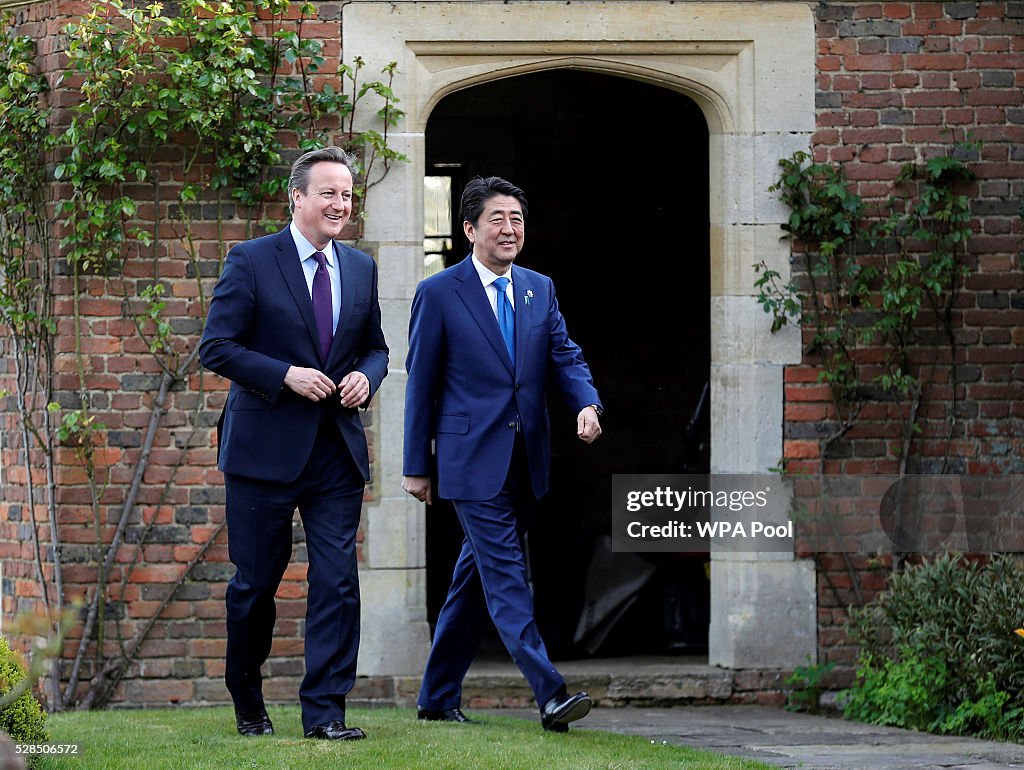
[800,0,1024,682]
[0,0,362,707]
[0,0,68,660]
[2,0,1021,705]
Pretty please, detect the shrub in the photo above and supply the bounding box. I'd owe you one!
[844,554,1024,741]
[0,635,48,751]
[843,641,951,731]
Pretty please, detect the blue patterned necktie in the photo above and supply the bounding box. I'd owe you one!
[311,250,334,359]
[493,276,514,362]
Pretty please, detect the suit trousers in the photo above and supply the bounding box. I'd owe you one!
[223,413,364,733]
[418,438,566,711]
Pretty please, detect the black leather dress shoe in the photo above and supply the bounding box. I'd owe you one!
[235,708,274,736]
[304,721,367,741]
[540,691,592,732]
[417,706,475,723]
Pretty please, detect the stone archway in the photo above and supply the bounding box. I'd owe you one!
[348,1,817,676]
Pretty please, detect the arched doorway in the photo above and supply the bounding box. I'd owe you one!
[349,0,818,677]
[423,70,711,659]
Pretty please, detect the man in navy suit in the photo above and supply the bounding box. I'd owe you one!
[402,176,603,731]
[200,147,387,741]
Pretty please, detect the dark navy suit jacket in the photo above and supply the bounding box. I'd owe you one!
[403,255,601,502]
[200,227,388,484]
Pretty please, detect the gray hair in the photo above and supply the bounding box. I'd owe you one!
[287,146,357,212]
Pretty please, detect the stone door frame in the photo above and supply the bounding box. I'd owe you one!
[348,1,818,674]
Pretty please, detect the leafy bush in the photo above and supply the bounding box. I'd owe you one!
[0,634,48,758]
[843,642,951,730]
[844,554,1024,741]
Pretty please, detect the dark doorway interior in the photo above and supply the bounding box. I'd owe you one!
[423,70,711,659]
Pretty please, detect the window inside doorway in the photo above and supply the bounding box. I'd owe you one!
[423,175,453,278]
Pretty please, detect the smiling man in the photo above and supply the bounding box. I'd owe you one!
[200,147,387,742]
[403,176,603,732]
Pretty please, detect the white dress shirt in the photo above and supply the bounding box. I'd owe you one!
[290,222,341,333]
[471,253,515,318]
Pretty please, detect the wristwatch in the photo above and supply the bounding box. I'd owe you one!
[589,404,604,417]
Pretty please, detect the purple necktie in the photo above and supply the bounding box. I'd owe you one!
[311,250,334,359]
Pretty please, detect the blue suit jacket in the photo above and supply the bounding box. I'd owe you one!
[403,256,601,501]
[200,227,388,484]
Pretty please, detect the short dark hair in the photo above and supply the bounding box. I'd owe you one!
[460,176,528,227]
[288,146,356,212]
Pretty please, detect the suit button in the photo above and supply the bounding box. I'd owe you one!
[508,422,516,429]
[514,384,520,391]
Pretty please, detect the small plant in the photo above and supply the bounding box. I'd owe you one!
[785,658,835,714]
[843,641,950,731]
[940,673,1023,741]
[0,635,48,764]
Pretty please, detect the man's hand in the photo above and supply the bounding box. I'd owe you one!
[284,366,336,401]
[577,406,602,444]
[402,475,432,505]
[338,371,370,409]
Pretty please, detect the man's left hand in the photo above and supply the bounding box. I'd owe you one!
[338,371,370,408]
[577,406,602,444]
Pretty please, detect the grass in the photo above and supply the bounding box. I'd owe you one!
[37,706,774,769]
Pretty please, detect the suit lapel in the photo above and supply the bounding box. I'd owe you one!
[453,256,515,376]
[328,240,355,367]
[273,228,324,365]
[511,266,533,375]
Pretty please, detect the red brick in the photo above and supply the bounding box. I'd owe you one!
[125,679,194,705]
[882,3,912,19]
[188,638,226,658]
[785,367,825,383]
[785,440,822,459]
[905,90,963,107]
[907,53,968,70]
[969,53,1024,68]
[913,3,943,19]
[850,110,881,127]
[966,19,1023,35]
[846,54,903,71]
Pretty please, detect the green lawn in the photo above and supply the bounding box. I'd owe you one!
[38,706,774,769]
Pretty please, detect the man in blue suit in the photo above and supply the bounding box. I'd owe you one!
[402,176,603,731]
[200,147,387,741]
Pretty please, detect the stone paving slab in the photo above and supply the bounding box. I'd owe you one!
[482,705,1024,769]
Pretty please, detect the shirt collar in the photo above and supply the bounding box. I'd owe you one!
[290,222,336,266]
[471,253,511,288]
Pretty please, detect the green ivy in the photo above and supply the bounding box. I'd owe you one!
[0,12,53,339]
[56,0,406,272]
[0,16,64,709]
[756,147,975,431]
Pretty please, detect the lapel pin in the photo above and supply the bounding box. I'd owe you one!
[525,289,533,305]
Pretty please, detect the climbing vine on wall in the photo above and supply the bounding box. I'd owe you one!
[756,146,976,473]
[755,146,977,594]
[1,0,404,711]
